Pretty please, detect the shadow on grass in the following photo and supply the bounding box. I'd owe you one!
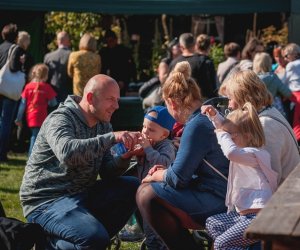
[0,187,20,194]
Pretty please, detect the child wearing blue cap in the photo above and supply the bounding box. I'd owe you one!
[136,105,177,249]
[137,105,176,180]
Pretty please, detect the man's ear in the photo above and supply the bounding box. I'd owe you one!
[86,92,94,105]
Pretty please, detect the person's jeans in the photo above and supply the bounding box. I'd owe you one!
[29,127,40,156]
[0,96,18,160]
[27,176,140,250]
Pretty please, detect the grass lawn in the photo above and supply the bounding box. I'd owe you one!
[0,153,142,250]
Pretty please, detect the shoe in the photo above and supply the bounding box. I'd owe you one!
[118,225,144,242]
[192,230,213,249]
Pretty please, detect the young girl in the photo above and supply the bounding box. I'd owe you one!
[202,102,278,249]
[15,63,57,156]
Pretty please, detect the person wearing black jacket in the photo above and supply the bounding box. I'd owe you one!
[0,23,24,161]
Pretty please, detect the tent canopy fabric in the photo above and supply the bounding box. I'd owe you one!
[0,0,290,14]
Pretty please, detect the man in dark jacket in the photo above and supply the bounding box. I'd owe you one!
[44,31,72,103]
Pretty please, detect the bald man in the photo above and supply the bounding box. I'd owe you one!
[20,74,140,249]
[44,31,73,103]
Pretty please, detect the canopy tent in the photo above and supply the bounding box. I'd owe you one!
[0,0,291,15]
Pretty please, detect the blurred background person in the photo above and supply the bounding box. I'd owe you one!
[17,31,34,80]
[12,30,35,153]
[253,52,291,119]
[44,31,72,103]
[68,33,101,96]
[158,37,181,84]
[272,46,288,82]
[238,37,265,71]
[194,34,217,97]
[217,42,241,85]
[283,43,300,143]
[100,29,136,96]
[15,63,57,156]
[0,23,24,161]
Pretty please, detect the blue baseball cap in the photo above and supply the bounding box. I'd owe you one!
[145,106,176,131]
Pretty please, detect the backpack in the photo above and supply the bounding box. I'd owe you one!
[0,217,46,250]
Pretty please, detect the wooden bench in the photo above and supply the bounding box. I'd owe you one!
[245,162,300,249]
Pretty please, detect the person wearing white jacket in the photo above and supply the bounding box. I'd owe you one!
[203,102,278,250]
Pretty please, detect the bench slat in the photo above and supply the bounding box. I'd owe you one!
[245,162,300,244]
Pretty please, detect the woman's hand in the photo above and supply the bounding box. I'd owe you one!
[142,165,166,183]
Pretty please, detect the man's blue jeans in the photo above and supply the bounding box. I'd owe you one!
[0,96,18,160]
[27,176,140,250]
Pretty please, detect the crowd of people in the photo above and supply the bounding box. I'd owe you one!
[1,21,300,250]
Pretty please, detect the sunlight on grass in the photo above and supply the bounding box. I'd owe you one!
[0,153,141,249]
[0,153,27,221]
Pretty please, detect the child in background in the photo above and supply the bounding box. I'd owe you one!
[120,106,176,249]
[15,63,57,156]
[202,102,278,249]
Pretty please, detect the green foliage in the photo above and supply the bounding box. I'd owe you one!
[260,23,288,46]
[149,18,165,76]
[209,43,225,69]
[44,12,102,51]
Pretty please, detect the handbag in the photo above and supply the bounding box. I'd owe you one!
[0,45,25,101]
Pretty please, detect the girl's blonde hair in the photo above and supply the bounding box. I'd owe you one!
[253,52,272,74]
[225,70,273,110]
[224,102,265,147]
[29,63,49,82]
[79,33,97,52]
[162,61,202,109]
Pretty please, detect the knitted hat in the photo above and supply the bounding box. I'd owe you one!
[145,106,176,131]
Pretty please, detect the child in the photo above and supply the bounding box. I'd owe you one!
[137,105,177,180]
[202,102,278,249]
[15,63,57,156]
[120,106,176,249]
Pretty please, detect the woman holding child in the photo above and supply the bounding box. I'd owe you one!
[221,70,300,185]
[136,61,229,250]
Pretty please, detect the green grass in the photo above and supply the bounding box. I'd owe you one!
[0,153,141,250]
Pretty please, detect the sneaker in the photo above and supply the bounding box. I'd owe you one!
[118,226,144,242]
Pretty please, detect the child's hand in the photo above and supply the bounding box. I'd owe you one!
[15,120,22,126]
[139,134,152,149]
[201,105,217,118]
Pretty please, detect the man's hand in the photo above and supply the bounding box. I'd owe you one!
[121,145,144,159]
[113,131,141,151]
